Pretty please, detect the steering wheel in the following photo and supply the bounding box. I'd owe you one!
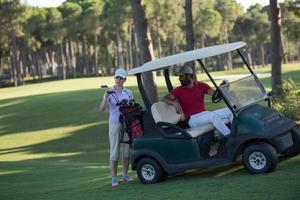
[212,90,223,103]
[211,80,229,103]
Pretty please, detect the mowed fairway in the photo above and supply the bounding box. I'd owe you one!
[0,63,300,200]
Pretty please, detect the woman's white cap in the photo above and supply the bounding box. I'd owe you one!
[114,68,127,78]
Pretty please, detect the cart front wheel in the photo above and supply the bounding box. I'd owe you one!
[243,143,278,174]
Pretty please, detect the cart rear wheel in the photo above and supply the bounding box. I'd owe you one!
[137,158,166,184]
[243,143,278,174]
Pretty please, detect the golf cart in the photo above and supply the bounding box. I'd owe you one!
[127,41,300,184]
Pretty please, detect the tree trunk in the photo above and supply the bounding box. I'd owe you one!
[75,39,82,75]
[28,53,35,80]
[155,16,162,76]
[131,0,157,103]
[16,48,24,85]
[128,20,133,70]
[45,48,51,73]
[0,52,3,74]
[47,48,56,76]
[94,35,99,77]
[281,31,287,64]
[200,32,206,68]
[260,44,265,67]
[247,48,253,69]
[172,30,177,54]
[155,16,162,58]
[10,50,17,86]
[65,40,71,75]
[133,28,140,66]
[59,43,66,80]
[184,0,195,72]
[225,29,233,71]
[68,37,76,78]
[82,35,89,76]
[37,51,43,81]
[296,41,300,61]
[11,31,18,86]
[270,0,282,94]
[116,28,124,68]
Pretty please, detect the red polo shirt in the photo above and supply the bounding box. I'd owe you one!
[171,81,211,118]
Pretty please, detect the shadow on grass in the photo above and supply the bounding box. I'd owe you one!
[0,86,144,136]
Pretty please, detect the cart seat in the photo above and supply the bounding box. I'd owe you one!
[151,101,185,124]
[151,101,229,138]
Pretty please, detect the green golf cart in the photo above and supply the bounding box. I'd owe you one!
[127,41,300,184]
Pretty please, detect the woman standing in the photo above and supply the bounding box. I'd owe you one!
[100,68,134,187]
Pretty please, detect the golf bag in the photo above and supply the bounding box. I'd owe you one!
[118,99,144,144]
[107,89,144,144]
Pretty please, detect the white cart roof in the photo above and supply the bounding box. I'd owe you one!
[128,41,246,75]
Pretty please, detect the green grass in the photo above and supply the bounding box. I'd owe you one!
[0,63,300,200]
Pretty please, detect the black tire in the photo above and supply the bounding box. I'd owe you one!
[283,128,300,157]
[242,143,278,174]
[136,157,167,184]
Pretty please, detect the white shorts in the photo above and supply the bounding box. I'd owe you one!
[108,122,130,161]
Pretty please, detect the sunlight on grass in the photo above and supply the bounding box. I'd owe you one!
[0,121,104,150]
[0,113,15,120]
[215,165,244,177]
[0,99,25,108]
[0,170,27,175]
[0,152,81,162]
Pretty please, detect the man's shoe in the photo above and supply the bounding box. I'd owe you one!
[122,174,134,182]
[208,142,220,157]
[112,177,119,187]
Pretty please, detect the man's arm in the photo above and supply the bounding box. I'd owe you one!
[206,88,215,96]
[162,93,183,114]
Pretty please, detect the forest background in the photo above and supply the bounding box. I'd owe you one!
[0,0,299,87]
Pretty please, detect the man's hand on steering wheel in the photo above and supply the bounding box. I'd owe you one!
[211,80,229,103]
[212,90,223,103]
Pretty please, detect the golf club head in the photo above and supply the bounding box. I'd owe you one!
[107,89,115,94]
[101,85,108,88]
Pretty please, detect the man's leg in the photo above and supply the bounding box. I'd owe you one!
[189,111,230,136]
[213,107,233,123]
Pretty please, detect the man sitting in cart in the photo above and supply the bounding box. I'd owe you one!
[163,66,233,154]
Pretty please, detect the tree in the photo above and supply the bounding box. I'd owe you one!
[101,0,130,72]
[130,0,157,103]
[145,0,184,57]
[281,1,300,62]
[269,0,282,94]
[184,0,195,72]
[232,4,270,68]
[194,8,222,49]
[215,0,243,70]
[250,5,270,67]
[0,0,25,86]
[58,2,82,78]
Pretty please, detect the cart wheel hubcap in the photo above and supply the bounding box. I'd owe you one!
[141,164,155,181]
[249,151,267,170]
